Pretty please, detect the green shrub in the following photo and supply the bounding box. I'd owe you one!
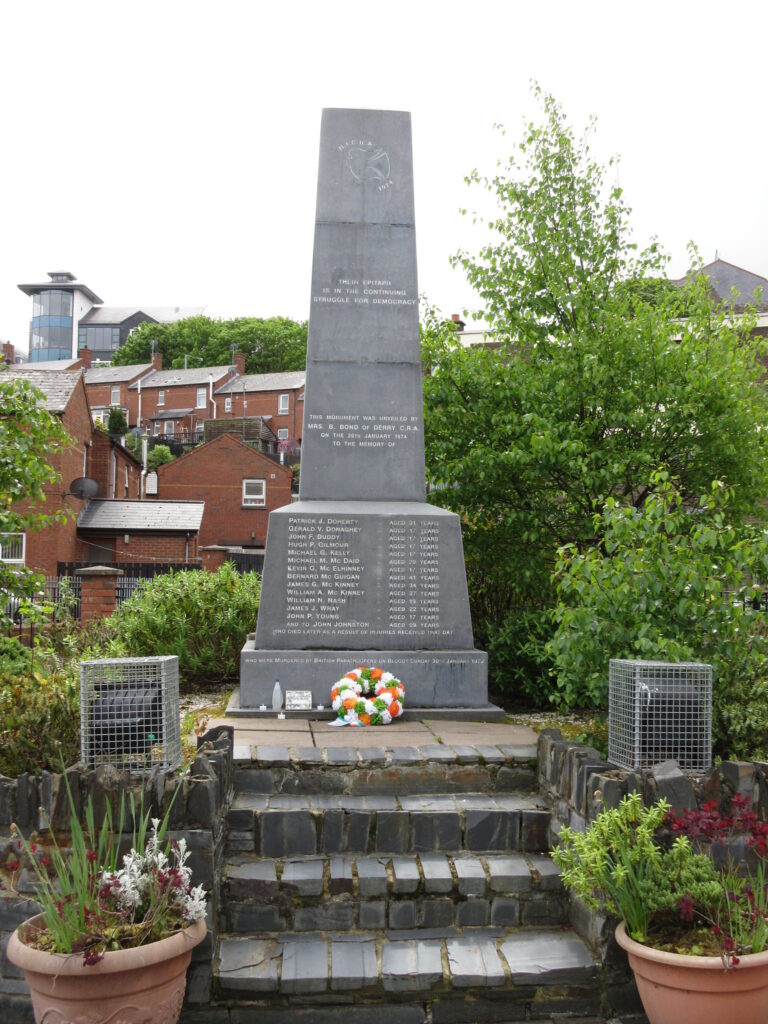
[0,670,80,776]
[107,407,128,436]
[147,445,174,471]
[0,635,33,675]
[108,563,260,687]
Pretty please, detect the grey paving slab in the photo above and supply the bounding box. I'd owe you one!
[490,896,520,926]
[329,855,355,894]
[419,853,453,893]
[281,938,329,993]
[282,859,324,896]
[309,794,343,810]
[474,745,506,764]
[260,810,317,857]
[226,860,279,898]
[388,747,426,764]
[528,854,563,890]
[457,898,489,926]
[331,940,378,990]
[381,940,444,992]
[359,899,386,928]
[326,746,361,764]
[400,795,456,810]
[451,744,481,764]
[497,743,539,760]
[492,794,539,810]
[417,744,457,762]
[446,936,506,987]
[412,811,461,851]
[500,930,597,985]
[255,745,291,765]
[389,899,417,928]
[376,811,410,852]
[392,856,421,893]
[291,746,326,764]
[218,938,280,993]
[232,743,252,764]
[356,856,389,896]
[486,855,532,893]
[465,809,508,852]
[453,856,487,895]
[358,746,388,764]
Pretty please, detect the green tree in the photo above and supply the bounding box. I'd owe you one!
[147,444,174,471]
[112,315,307,374]
[0,374,73,621]
[548,473,768,757]
[423,90,768,701]
[107,407,128,436]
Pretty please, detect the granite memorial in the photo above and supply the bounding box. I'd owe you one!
[239,107,490,711]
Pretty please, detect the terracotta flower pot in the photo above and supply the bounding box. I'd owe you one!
[7,915,206,1024]
[616,920,768,1024]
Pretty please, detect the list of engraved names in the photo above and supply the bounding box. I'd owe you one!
[277,515,447,641]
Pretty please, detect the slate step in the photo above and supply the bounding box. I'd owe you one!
[233,742,538,797]
[214,926,598,1004]
[222,852,567,932]
[226,791,551,856]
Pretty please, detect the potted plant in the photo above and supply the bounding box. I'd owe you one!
[552,792,768,1024]
[107,406,128,442]
[4,785,207,1024]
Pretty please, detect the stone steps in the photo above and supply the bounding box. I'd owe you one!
[222,851,567,933]
[232,742,538,798]
[226,792,551,857]
[214,925,598,1005]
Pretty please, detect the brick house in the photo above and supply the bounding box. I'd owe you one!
[214,370,305,450]
[83,352,162,427]
[75,500,204,565]
[154,432,292,550]
[127,356,244,439]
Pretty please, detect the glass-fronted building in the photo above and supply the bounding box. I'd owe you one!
[18,272,103,362]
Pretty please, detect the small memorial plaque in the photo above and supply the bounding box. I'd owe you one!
[285,689,313,711]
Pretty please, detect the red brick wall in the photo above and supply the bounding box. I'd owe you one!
[89,433,140,499]
[213,389,304,442]
[76,533,197,564]
[20,376,93,577]
[156,433,291,548]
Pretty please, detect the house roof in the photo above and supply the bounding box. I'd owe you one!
[1,367,82,413]
[84,363,154,384]
[150,408,193,420]
[18,277,103,305]
[77,499,204,532]
[673,259,768,311]
[155,430,291,474]
[215,370,306,395]
[13,358,82,371]
[129,365,236,389]
[80,306,205,325]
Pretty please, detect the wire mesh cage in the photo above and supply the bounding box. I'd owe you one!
[80,656,182,773]
[608,659,712,772]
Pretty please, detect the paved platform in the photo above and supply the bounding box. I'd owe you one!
[201,714,538,752]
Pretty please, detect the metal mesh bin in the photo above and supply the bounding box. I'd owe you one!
[608,659,712,772]
[80,656,181,773]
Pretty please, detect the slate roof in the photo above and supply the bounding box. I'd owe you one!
[129,365,236,389]
[1,367,82,413]
[150,407,193,420]
[215,370,306,394]
[77,500,204,532]
[84,363,154,384]
[13,358,81,371]
[80,306,205,325]
[673,259,768,311]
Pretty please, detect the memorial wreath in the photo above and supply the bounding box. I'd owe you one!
[330,666,405,726]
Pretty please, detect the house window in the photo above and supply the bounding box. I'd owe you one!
[277,428,289,440]
[196,386,207,409]
[110,385,121,406]
[157,390,165,406]
[0,533,25,564]
[278,393,289,414]
[164,420,174,436]
[153,421,161,435]
[124,466,129,497]
[242,479,266,506]
[225,396,232,413]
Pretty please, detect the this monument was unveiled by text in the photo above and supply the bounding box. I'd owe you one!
[240,108,489,709]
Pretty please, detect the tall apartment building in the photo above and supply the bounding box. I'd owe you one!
[17,271,203,363]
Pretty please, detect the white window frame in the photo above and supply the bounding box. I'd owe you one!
[0,533,25,564]
[157,389,165,406]
[224,396,232,413]
[277,428,289,440]
[242,479,266,507]
[196,386,207,409]
[278,393,289,415]
[153,421,162,436]
[164,420,174,436]
[110,385,121,406]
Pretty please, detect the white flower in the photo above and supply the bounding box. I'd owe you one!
[380,672,394,683]
[381,709,392,725]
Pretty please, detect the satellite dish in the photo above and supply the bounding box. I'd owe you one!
[69,477,99,499]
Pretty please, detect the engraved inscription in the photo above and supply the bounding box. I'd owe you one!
[272,515,453,643]
[312,275,418,308]
[305,413,421,450]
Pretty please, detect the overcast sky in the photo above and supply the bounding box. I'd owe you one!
[1,0,766,356]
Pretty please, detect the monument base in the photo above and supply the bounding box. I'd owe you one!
[239,641,488,709]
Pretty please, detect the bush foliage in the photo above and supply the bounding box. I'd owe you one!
[107,563,260,686]
[0,669,80,777]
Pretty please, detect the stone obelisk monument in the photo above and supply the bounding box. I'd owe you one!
[239,108,489,710]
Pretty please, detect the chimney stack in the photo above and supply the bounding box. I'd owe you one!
[77,345,93,368]
[233,351,246,376]
[151,351,163,370]
[451,313,465,331]
[1,341,15,365]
